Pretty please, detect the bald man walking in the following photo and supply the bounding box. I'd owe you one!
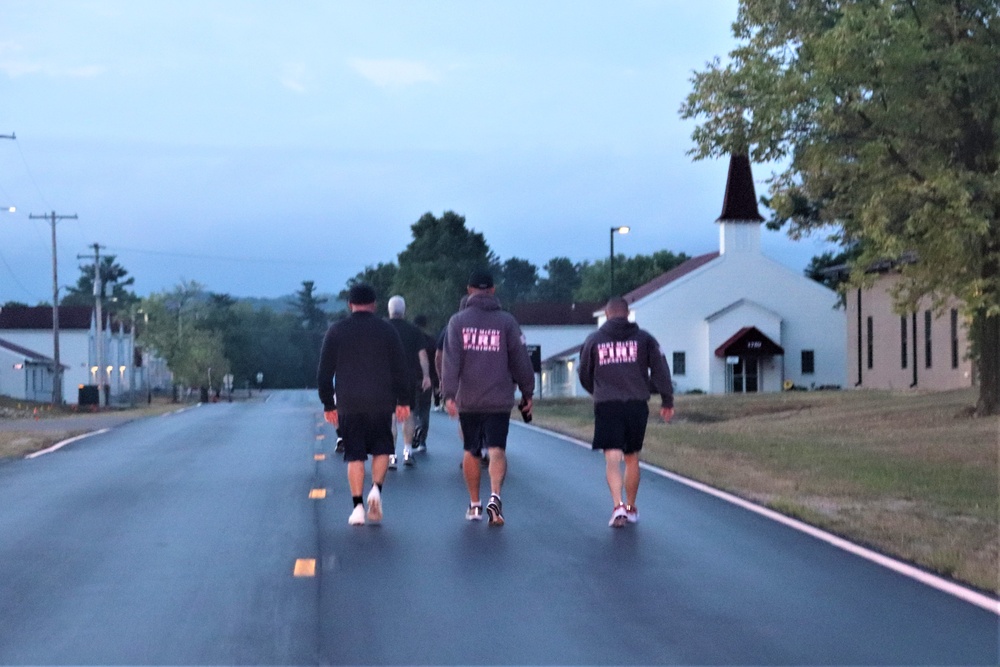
[578,297,674,527]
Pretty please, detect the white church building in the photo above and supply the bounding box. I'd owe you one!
[605,155,846,394]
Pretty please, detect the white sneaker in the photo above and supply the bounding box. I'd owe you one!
[609,503,628,528]
[366,486,382,523]
[403,448,414,467]
[625,504,639,524]
[388,454,397,470]
[348,504,365,526]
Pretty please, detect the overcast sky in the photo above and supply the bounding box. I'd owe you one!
[0,0,837,303]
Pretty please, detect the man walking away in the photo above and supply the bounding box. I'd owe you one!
[317,283,411,526]
[578,296,674,528]
[412,314,437,452]
[442,269,535,526]
[386,296,432,468]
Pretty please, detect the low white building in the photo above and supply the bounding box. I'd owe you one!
[0,337,65,403]
[610,155,846,394]
[511,302,600,398]
[0,305,165,405]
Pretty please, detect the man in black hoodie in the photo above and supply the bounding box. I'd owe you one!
[317,283,410,527]
[578,297,674,528]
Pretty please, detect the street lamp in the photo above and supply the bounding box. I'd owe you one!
[610,225,631,297]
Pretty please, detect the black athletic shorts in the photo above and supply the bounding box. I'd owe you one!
[458,412,511,453]
[338,412,394,462]
[592,400,649,454]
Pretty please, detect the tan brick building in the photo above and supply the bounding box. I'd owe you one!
[845,271,974,390]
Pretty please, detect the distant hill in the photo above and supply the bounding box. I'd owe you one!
[239,294,346,315]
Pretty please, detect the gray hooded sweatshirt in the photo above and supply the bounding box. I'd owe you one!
[578,317,674,408]
[442,293,535,413]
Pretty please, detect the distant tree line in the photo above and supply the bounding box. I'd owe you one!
[3,210,829,391]
[340,210,692,333]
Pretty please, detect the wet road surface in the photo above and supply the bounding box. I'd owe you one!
[0,390,996,665]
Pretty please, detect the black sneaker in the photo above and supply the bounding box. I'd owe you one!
[335,437,345,453]
[486,494,504,526]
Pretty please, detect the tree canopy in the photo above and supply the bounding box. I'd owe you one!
[681,0,1000,415]
[575,250,691,301]
[61,255,139,311]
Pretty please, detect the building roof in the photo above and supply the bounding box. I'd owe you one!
[542,344,582,364]
[705,298,783,323]
[0,337,66,367]
[714,326,784,358]
[511,301,602,326]
[717,154,765,223]
[622,252,721,306]
[0,305,93,330]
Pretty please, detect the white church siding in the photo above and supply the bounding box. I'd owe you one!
[707,299,784,394]
[612,155,846,396]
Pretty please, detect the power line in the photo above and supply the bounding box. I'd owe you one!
[13,136,52,210]
[0,249,44,302]
[109,245,338,265]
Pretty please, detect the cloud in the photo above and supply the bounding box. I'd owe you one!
[0,60,104,78]
[349,58,441,87]
[280,62,309,93]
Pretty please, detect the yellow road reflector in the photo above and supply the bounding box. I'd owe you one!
[309,488,327,499]
[314,453,326,461]
[293,559,316,577]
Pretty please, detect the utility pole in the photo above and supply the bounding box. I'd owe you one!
[78,243,106,407]
[29,211,78,406]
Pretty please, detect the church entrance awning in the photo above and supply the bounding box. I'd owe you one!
[715,326,784,357]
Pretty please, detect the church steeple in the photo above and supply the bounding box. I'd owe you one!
[717,154,764,223]
[716,154,764,255]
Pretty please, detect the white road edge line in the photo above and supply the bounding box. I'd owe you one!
[513,421,1000,615]
[25,404,195,459]
[25,429,111,459]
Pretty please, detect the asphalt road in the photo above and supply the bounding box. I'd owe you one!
[0,390,996,665]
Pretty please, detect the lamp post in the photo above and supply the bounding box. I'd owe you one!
[609,225,630,297]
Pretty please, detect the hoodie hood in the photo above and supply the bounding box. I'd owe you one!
[600,317,639,341]
[466,292,502,312]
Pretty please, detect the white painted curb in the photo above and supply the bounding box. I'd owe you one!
[25,429,110,459]
[24,404,196,460]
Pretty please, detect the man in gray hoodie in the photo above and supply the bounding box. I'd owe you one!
[578,296,674,527]
[442,269,535,525]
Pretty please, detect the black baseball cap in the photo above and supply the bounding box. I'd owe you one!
[348,282,377,305]
[468,269,494,289]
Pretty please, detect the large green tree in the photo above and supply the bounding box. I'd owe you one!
[534,257,582,302]
[291,281,330,387]
[681,0,1000,415]
[61,255,139,311]
[340,262,399,314]
[497,257,539,306]
[390,211,498,330]
[142,281,230,393]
